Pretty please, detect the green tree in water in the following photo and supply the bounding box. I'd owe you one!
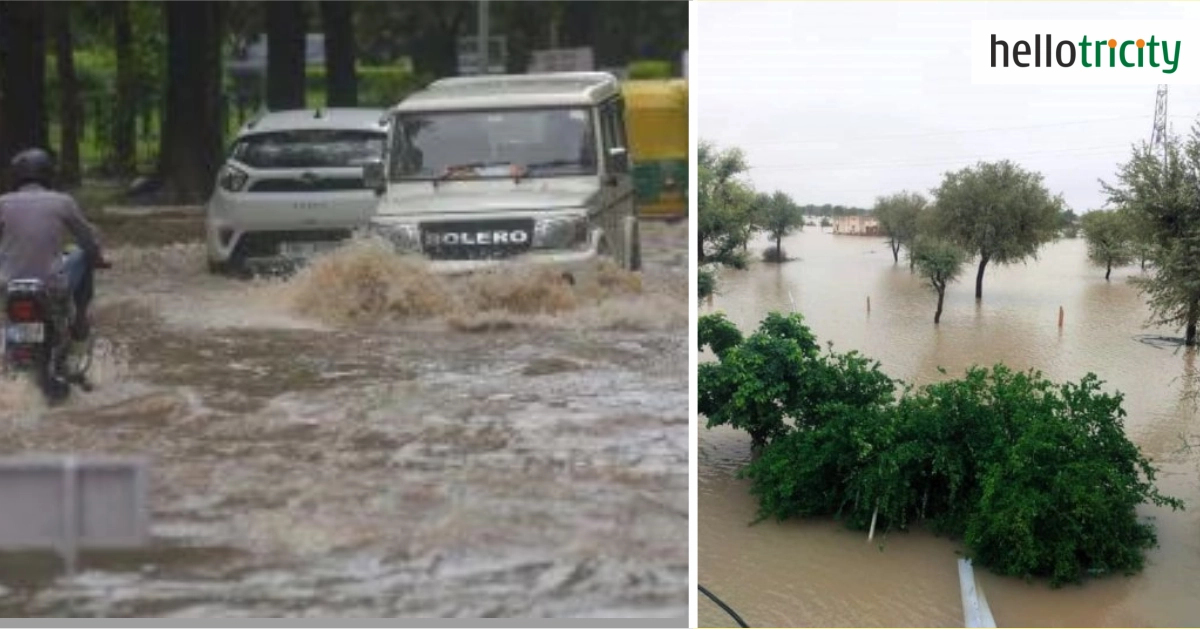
[698,140,757,298]
[911,237,967,324]
[756,190,805,263]
[929,160,1062,301]
[702,313,1183,587]
[1103,124,1200,345]
[1080,209,1134,281]
[874,191,927,267]
[697,311,822,450]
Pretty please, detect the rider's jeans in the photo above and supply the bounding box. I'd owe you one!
[60,249,93,318]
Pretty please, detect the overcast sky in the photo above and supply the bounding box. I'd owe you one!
[693,1,1200,212]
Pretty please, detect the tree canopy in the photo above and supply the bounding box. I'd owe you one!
[700,311,1183,587]
[929,160,1062,300]
[1080,209,1134,281]
[756,190,804,263]
[874,190,926,267]
[1102,124,1200,345]
[698,140,757,297]
[911,237,967,324]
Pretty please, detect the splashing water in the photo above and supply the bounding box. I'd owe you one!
[265,237,660,329]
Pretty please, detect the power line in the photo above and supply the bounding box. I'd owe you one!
[748,144,1134,172]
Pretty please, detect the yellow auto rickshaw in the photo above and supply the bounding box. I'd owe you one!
[622,79,688,220]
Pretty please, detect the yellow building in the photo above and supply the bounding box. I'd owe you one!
[832,215,880,236]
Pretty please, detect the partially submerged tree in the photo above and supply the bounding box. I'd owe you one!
[930,161,1061,301]
[757,190,804,263]
[1103,125,1200,345]
[1080,209,1134,281]
[698,140,757,298]
[874,191,926,266]
[697,311,821,450]
[704,313,1183,587]
[911,237,967,324]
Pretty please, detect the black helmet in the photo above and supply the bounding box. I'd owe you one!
[9,148,55,188]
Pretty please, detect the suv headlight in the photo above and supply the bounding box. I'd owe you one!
[533,214,590,250]
[368,221,420,252]
[218,165,249,192]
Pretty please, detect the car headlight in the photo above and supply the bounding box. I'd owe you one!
[533,215,590,250]
[218,165,249,192]
[368,221,420,252]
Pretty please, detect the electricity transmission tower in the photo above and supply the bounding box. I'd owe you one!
[1151,84,1169,168]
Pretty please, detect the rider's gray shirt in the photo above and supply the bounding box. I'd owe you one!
[0,184,100,286]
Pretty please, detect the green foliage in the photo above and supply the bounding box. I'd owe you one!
[702,313,1183,587]
[699,313,743,357]
[628,59,674,79]
[930,160,1062,298]
[874,191,927,264]
[912,237,967,290]
[697,312,823,449]
[1102,124,1200,343]
[698,140,756,296]
[1081,209,1134,278]
[698,268,716,300]
[304,65,427,107]
[756,190,805,262]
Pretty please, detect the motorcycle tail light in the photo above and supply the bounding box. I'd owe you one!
[7,298,38,322]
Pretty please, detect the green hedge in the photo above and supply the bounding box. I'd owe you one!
[627,59,674,79]
[304,65,428,107]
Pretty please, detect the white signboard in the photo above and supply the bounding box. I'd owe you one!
[528,47,595,73]
[458,35,508,75]
[0,455,150,571]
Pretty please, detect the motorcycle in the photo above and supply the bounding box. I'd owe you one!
[1,252,110,404]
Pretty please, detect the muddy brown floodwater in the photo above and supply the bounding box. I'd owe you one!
[0,209,689,619]
[699,228,1200,628]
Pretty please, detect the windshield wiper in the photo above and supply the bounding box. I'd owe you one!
[436,161,513,182]
[523,159,585,171]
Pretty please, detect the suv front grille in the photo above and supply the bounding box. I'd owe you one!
[248,177,366,193]
[235,229,354,257]
[420,219,535,261]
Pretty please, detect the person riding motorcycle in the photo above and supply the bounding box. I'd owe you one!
[0,148,107,341]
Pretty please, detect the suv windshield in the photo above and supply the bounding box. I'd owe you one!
[390,108,597,180]
[232,130,385,169]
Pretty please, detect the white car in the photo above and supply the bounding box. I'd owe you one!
[363,72,641,276]
[205,108,389,274]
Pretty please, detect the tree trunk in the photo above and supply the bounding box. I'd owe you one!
[409,4,466,79]
[775,233,782,261]
[974,254,990,301]
[1105,260,1112,281]
[1187,300,1199,347]
[50,3,81,187]
[0,1,48,172]
[891,241,900,263]
[266,1,307,111]
[158,0,225,204]
[112,0,137,177]
[934,286,945,324]
[320,1,357,107]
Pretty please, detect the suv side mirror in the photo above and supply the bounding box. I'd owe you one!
[608,147,629,173]
[363,159,386,196]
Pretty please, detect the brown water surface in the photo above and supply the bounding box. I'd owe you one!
[0,211,688,618]
[699,228,1200,627]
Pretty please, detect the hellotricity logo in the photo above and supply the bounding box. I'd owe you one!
[972,21,1200,85]
[991,35,1180,74]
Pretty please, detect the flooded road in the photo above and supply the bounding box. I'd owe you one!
[0,210,688,618]
[699,228,1200,627]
